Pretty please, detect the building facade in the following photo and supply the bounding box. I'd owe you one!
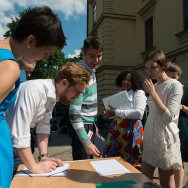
[87,0,188,110]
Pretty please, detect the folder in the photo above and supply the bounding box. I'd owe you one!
[93,133,106,154]
[96,180,136,188]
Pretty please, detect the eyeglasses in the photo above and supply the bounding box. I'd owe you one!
[72,85,83,96]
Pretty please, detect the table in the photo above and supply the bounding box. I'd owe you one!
[11,157,152,188]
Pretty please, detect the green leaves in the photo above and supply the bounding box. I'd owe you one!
[30,50,66,79]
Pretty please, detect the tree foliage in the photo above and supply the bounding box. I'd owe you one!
[30,50,66,79]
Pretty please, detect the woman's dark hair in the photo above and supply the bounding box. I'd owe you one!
[83,36,103,54]
[12,6,65,49]
[144,50,169,70]
[115,69,144,91]
[166,62,182,77]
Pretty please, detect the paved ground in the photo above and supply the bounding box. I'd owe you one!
[33,131,72,162]
[33,131,188,187]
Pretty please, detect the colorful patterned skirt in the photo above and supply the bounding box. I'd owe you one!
[106,117,144,167]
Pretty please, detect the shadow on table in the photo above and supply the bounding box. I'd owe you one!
[66,169,158,185]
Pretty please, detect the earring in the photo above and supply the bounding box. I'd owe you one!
[27,46,30,48]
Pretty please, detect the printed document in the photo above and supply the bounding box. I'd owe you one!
[102,91,132,110]
[90,159,130,176]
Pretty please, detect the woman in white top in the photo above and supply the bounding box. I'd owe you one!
[105,69,147,167]
[142,50,183,188]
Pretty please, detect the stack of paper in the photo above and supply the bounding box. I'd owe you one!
[102,91,132,110]
[15,163,69,177]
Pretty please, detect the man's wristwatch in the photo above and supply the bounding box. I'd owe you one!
[38,153,50,161]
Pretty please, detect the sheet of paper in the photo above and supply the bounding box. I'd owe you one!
[102,91,132,110]
[90,159,130,176]
[15,163,69,177]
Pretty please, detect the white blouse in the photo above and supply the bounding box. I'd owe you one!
[115,89,147,120]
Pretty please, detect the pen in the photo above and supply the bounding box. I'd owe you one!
[20,170,32,177]
[47,170,67,177]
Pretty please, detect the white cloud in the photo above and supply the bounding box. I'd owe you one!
[68,49,81,58]
[0,0,87,37]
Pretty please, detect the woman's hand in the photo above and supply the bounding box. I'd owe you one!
[105,106,116,118]
[143,79,156,97]
[102,107,107,115]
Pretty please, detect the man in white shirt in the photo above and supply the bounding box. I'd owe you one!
[6,63,89,174]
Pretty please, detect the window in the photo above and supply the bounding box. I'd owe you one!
[145,16,153,50]
[93,4,96,24]
[184,0,188,30]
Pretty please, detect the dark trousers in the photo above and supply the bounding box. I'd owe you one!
[13,149,22,176]
[71,123,96,160]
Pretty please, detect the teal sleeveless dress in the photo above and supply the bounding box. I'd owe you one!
[0,49,20,188]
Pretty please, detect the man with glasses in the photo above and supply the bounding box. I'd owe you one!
[5,63,89,174]
[69,36,103,160]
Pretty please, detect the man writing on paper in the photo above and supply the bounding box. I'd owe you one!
[6,63,89,174]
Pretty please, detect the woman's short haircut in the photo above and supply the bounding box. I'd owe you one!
[166,62,182,77]
[115,69,144,91]
[12,6,65,49]
[54,63,90,86]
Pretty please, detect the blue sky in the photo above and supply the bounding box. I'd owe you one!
[61,14,87,58]
[0,0,87,58]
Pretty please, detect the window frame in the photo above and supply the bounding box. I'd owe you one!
[145,16,153,50]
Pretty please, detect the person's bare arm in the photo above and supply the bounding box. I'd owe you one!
[16,147,57,174]
[0,60,20,103]
[37,133,49,155]
[37,133,64,166]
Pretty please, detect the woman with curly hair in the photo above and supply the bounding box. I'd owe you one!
[104,69,147,167]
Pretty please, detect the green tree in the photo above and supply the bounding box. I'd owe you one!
[30,50,66,79]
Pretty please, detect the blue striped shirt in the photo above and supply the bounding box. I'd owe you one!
[69,61,97,147]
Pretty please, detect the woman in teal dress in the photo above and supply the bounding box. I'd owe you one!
[0,6,65,188]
